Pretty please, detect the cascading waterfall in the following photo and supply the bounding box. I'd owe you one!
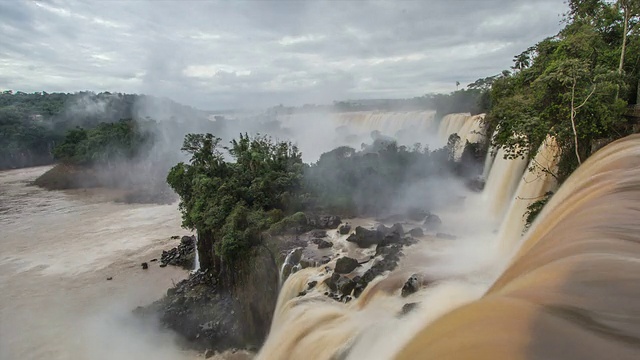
[259,113,640,360]
[437,113,486,158]
[193,243,200,272]
[495,135,561,254]
[333,110,438,135]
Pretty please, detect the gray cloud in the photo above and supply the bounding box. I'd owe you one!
[0,0,566,110]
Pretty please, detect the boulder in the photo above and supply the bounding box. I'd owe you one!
[339,224,352,235]
[334,257,359,274]
[407,208,430,222]
[401,274,420,297]
[346,226,383,248]
[336,277,356,296]
[324,272,341,292]
[423,214,442,230]
[311,230,327,238]
[316,239,333,249]
[466,177,485,192]
[400,302,419,316]
[141,262,149,270]
[408,227,424,237]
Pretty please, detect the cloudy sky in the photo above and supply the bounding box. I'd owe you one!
[1,0,567,110]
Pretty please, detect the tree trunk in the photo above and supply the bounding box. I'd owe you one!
[619,6,629,74]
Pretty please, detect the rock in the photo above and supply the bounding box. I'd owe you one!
[346,226,383,248]
[141,262,149,270]
[324,272,341,292]
[407,208,430,222]
[181,235,195,245]
[423,214,442,230]
[400,302,419,316]
[401,274,420,297]
[336,277,356,296]
[311,230,327,238]
[334,257,359,274]
[339,224,351,235]
[284,247,303,265]
[299,259,312,269]
[281,263,293,280]
[307,281,317,290]
[205,349,215,358]
[150,258,158,262]
[316,239,333,249]
[159,263,167,268]
[106,276,113,280]
[408,227,424,237]
[436,233,457,240]
[171,235,180,239]
[320,256,331,265]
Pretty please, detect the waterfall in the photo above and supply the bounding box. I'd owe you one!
[193,243,200,272]
[481,146,528,223]
[333,110,438,135]
[495,135,561,254]
[437,113,486,159]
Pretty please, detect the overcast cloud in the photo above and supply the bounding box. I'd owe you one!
[0,0,567,110]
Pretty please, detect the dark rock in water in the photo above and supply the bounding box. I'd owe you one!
[307,281,317,290]
[339,224,351,235]
[299,259,312,269]
[284,247,303,265]
[150,258,158,262]
[423,214,442,230]
[408,227,424,237]
[346,226,383,248]
[336,277,356,296]
[160,235,196,269]
[316,239,333,249]
[407,208,430,222]
[320,256,332,265]
[401,274,420,297]
[205,349,215,358]
[106,276,113,281]
[311,230,327,238]
[334,257,359,274]
[171,235,180,239]
[141,262,149,270]
[324,272,341,292]
[436,233,457,240]
[307,215,342,229]
[400,302,419,316]
[181,235,194,245]
[378,223,404,246]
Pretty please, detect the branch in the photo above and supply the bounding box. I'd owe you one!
[575,84,596,110]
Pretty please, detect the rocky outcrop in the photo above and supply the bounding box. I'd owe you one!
[401,274,420,297]
[312,239,333,249]
[346,226,383,248]
[334,257,359,274]
[339,224,352,235]
[408,227,424,237]
[423,214,442,230]
[160,235,196,269]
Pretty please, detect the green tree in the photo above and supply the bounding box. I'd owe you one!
[167,133,304,280]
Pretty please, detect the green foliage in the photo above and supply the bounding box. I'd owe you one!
[167,133,304,266]
[52,119,153,166]
[525,192,554,228]
[486,1,638,180]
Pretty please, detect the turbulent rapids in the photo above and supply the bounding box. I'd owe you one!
[257,113,640,360]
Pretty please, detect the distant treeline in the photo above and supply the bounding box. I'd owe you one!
[0,91,207,170]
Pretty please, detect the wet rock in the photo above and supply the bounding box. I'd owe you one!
[281,263,293,280]
[320,256,332,265]
[311,230,327,238]
[150,258,158,262]
[334,257,359,274]
[339,224,351,235]
[346,226,383,248]
[407,208,430,222]
[401,274,420,297]
[307,281,318,290]
[400,302,419,316]
[436,233,457,240]
[324,272,341,292]
[106,276,113,280]
[160,235,196,269]
[423,214,442,230]
[205,349,215,358]
[316,239,333,249]
[141,262,148,270]
[336,277,356,296]
[408,227,424,237]
[171,235,180,239]
[299,259,312,269]
[466,177,485,192]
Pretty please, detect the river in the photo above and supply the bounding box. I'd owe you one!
[0,166,195,360]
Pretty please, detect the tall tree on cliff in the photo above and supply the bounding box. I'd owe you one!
[167,133,304,280]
